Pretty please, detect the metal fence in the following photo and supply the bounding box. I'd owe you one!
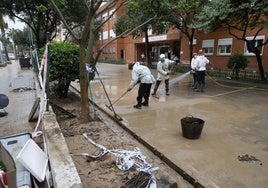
[207,69,268,83]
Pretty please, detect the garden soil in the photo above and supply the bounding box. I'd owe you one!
[50,92,192,188]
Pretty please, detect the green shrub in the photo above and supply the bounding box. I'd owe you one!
[40,41,80,98]
[227,53,249,79]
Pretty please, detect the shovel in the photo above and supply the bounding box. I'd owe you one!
[105,90,129,111]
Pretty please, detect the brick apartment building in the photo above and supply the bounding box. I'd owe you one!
[95,1,268,73]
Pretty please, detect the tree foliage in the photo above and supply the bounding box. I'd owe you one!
[227,53,249,79]
[45,41,80,98]
[0,12,10,61]
[114,0,167,67]
[0,0,87,48]
[195,0,268,81]
[154,0,209,61]
[48,0,125,121]
[0,0,58,48]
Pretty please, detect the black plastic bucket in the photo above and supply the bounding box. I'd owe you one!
[181,117,205,139]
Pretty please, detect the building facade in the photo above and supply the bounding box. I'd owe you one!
[95,1,268,73]
[181,27,268,72]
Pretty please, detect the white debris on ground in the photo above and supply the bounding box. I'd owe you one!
[71,133,158,188]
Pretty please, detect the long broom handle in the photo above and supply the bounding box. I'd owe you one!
[109,90,128,107]
[94,68,116,114]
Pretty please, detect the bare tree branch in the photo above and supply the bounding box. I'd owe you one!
[48,0,80,41]
[95,0,128,32]
[94,15,157,65]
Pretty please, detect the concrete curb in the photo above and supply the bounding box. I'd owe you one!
[34,73,82,187]
[43,110,83,188]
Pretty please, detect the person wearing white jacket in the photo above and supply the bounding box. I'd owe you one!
[127,62,155,109]
[152,54,175,96]
[190,52,198,89]
[195,49,210,92]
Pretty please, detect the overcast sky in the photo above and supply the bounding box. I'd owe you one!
[4,16,25,30]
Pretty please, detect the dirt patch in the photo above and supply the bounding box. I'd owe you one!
[50,92,192,188]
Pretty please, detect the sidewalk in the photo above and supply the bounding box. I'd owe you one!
[0,60,82,187]
[87,63,268,188]
[0,60,35,137]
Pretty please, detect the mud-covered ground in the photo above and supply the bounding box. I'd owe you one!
[51,92,192,188]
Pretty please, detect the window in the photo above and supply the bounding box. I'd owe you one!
[103,31,108,40]
[202,39,214,55]
[148,28,152,36]
[244,35,265,56]
[193,38,197,45]
[109,9,116,19]
[109,30,116,38]
[218,38,232,55]
[103,48,106,54]
[102,13,108,21]
[98,32,102,40]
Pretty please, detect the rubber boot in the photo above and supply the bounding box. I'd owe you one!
[141,100,149,106]
[151,89,157,96]
[193,82,198,89]
[133,103,142,109]
[166,89,170,96]
[195,84,200,92]
[200,84,204,92]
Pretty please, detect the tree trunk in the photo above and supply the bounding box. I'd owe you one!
[255,52,266,81]
[79,43,90,122]
[144,29,152,67]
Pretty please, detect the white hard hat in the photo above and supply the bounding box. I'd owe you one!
[160,54,165,58]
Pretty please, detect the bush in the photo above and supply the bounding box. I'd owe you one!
[40,41,80,98]
[227,53,249,79]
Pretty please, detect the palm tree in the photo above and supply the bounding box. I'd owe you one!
[0,12,9,62]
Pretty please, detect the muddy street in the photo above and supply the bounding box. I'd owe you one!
[71,63,268,188]
[1,61,268,187]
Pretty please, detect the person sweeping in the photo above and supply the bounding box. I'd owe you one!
[127,62,155,109]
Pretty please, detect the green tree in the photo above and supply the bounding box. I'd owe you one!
[115,0,209,64]
[0,11,9,62]
[158,0,209,62]
[48,42,80,98]
[48,0,124,121]
[0,0,60,48]
[195,0,268,81]
[49,0,154,121]
[0,0,87,48]
[10,28,33,57]
[227,53,249,79]
[114,0,166,67]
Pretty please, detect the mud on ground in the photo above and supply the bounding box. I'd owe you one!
[50,92,192,188]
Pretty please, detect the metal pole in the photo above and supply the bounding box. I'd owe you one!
[46,32,51,111]
[0,40,3,63]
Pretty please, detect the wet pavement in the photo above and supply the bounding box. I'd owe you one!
[0,61,36,137]
[85,63,268,188]
[1,61,268,188]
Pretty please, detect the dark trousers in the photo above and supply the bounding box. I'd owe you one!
[196,70,206,92]
[193,72,197,85]
[197,70,206,85]
[153,79,169,93]
[137,83,152,104]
